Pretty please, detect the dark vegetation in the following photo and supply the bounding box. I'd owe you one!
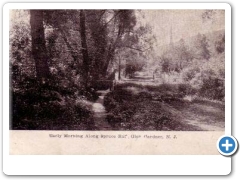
[11,10,154,130]
[10,9,225,130]
[11,77,97,130]
[104,83,224,130]
[104,83,198,130]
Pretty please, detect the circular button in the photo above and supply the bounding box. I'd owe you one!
[217,135,238,156]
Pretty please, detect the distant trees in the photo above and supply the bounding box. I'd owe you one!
[159,38,192,74]
[202,10,217,22]
[215,34,225,54]
[125,51,146,78]
[161,58,171,73]
[176,39,192,63]
[159,32,212,76]
[193,33,211,60]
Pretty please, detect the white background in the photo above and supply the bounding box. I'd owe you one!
[1,0,239,179]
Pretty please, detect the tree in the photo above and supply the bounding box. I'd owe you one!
[202,10,217,22]
[40,10,152,83]
[194,33,211,60]
[79,10,90,87]
[43,10,83,84]
[125,50,146,78]
[30,10,50,81]
[85,10,108,80]
[115,23,155,79]
[202,10,224,24]
[215,33,225,54]
[175,38,193,69]
[101,10,137,77]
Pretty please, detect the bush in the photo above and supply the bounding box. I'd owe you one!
[178,84,196,96]
[199,77,224,101]
[153,84,178,93]
[11,76,95,130]
[182,67,200,82]
[104,92,118,111]
[104,85,139,127]
[181,61,225,101]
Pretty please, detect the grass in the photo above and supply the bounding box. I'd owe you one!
[104,83,225,131]
[104,83,199,130]
[11,79,224,131]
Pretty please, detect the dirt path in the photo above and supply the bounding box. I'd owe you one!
[92,90,112,130]
[128,77,225,131]
[116,78,225,131]
[93,77,225,131]
[166,99,225,131]
[182,101,224,131]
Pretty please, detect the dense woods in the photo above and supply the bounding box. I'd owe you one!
[10,10,225,130]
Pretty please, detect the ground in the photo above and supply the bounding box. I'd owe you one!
[11,75,225,131]
[92,90,112,130]
[92,77,225,131]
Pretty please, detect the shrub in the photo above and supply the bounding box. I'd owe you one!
[182,67,200,82]
[11,75,95,130]
[199,77,224,101]
[104,92,118,111]
[178,84,196,96]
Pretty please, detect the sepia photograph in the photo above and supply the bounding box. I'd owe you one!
[3,2,234,175]
[10,9,225,131]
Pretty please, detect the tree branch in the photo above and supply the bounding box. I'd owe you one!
[103,10,122,27]
[98,10,107,21]
[123,45,152,52]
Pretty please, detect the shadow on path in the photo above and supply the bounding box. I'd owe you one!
[92,90,112,130]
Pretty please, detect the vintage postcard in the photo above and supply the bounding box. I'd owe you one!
[3,2,231,175]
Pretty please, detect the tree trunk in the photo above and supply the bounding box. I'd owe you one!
[118,58,121,80]
[30,10,50,81]
[102,46,114,77]
[101,14,124,78]
[79,10,90,88]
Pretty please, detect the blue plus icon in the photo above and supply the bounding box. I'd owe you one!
[217,135,238,156]
[220,138,234,153]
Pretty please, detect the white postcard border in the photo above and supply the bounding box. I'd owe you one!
[3,2,231,175]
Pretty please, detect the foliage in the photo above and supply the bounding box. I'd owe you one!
[181,52,225,101]
[161,56,171,73]
[9,9,225,130]
[10,9,154,130]
[159,39,193,74]
[10,14,34,83]
[125,53,146,77]
[199,77,224,101]
[11,76,96,130]
[182,66,201,82]
[193,33,211,60]
[215,33,225,54]
[178,84,196,96]
[104,83,200,130]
